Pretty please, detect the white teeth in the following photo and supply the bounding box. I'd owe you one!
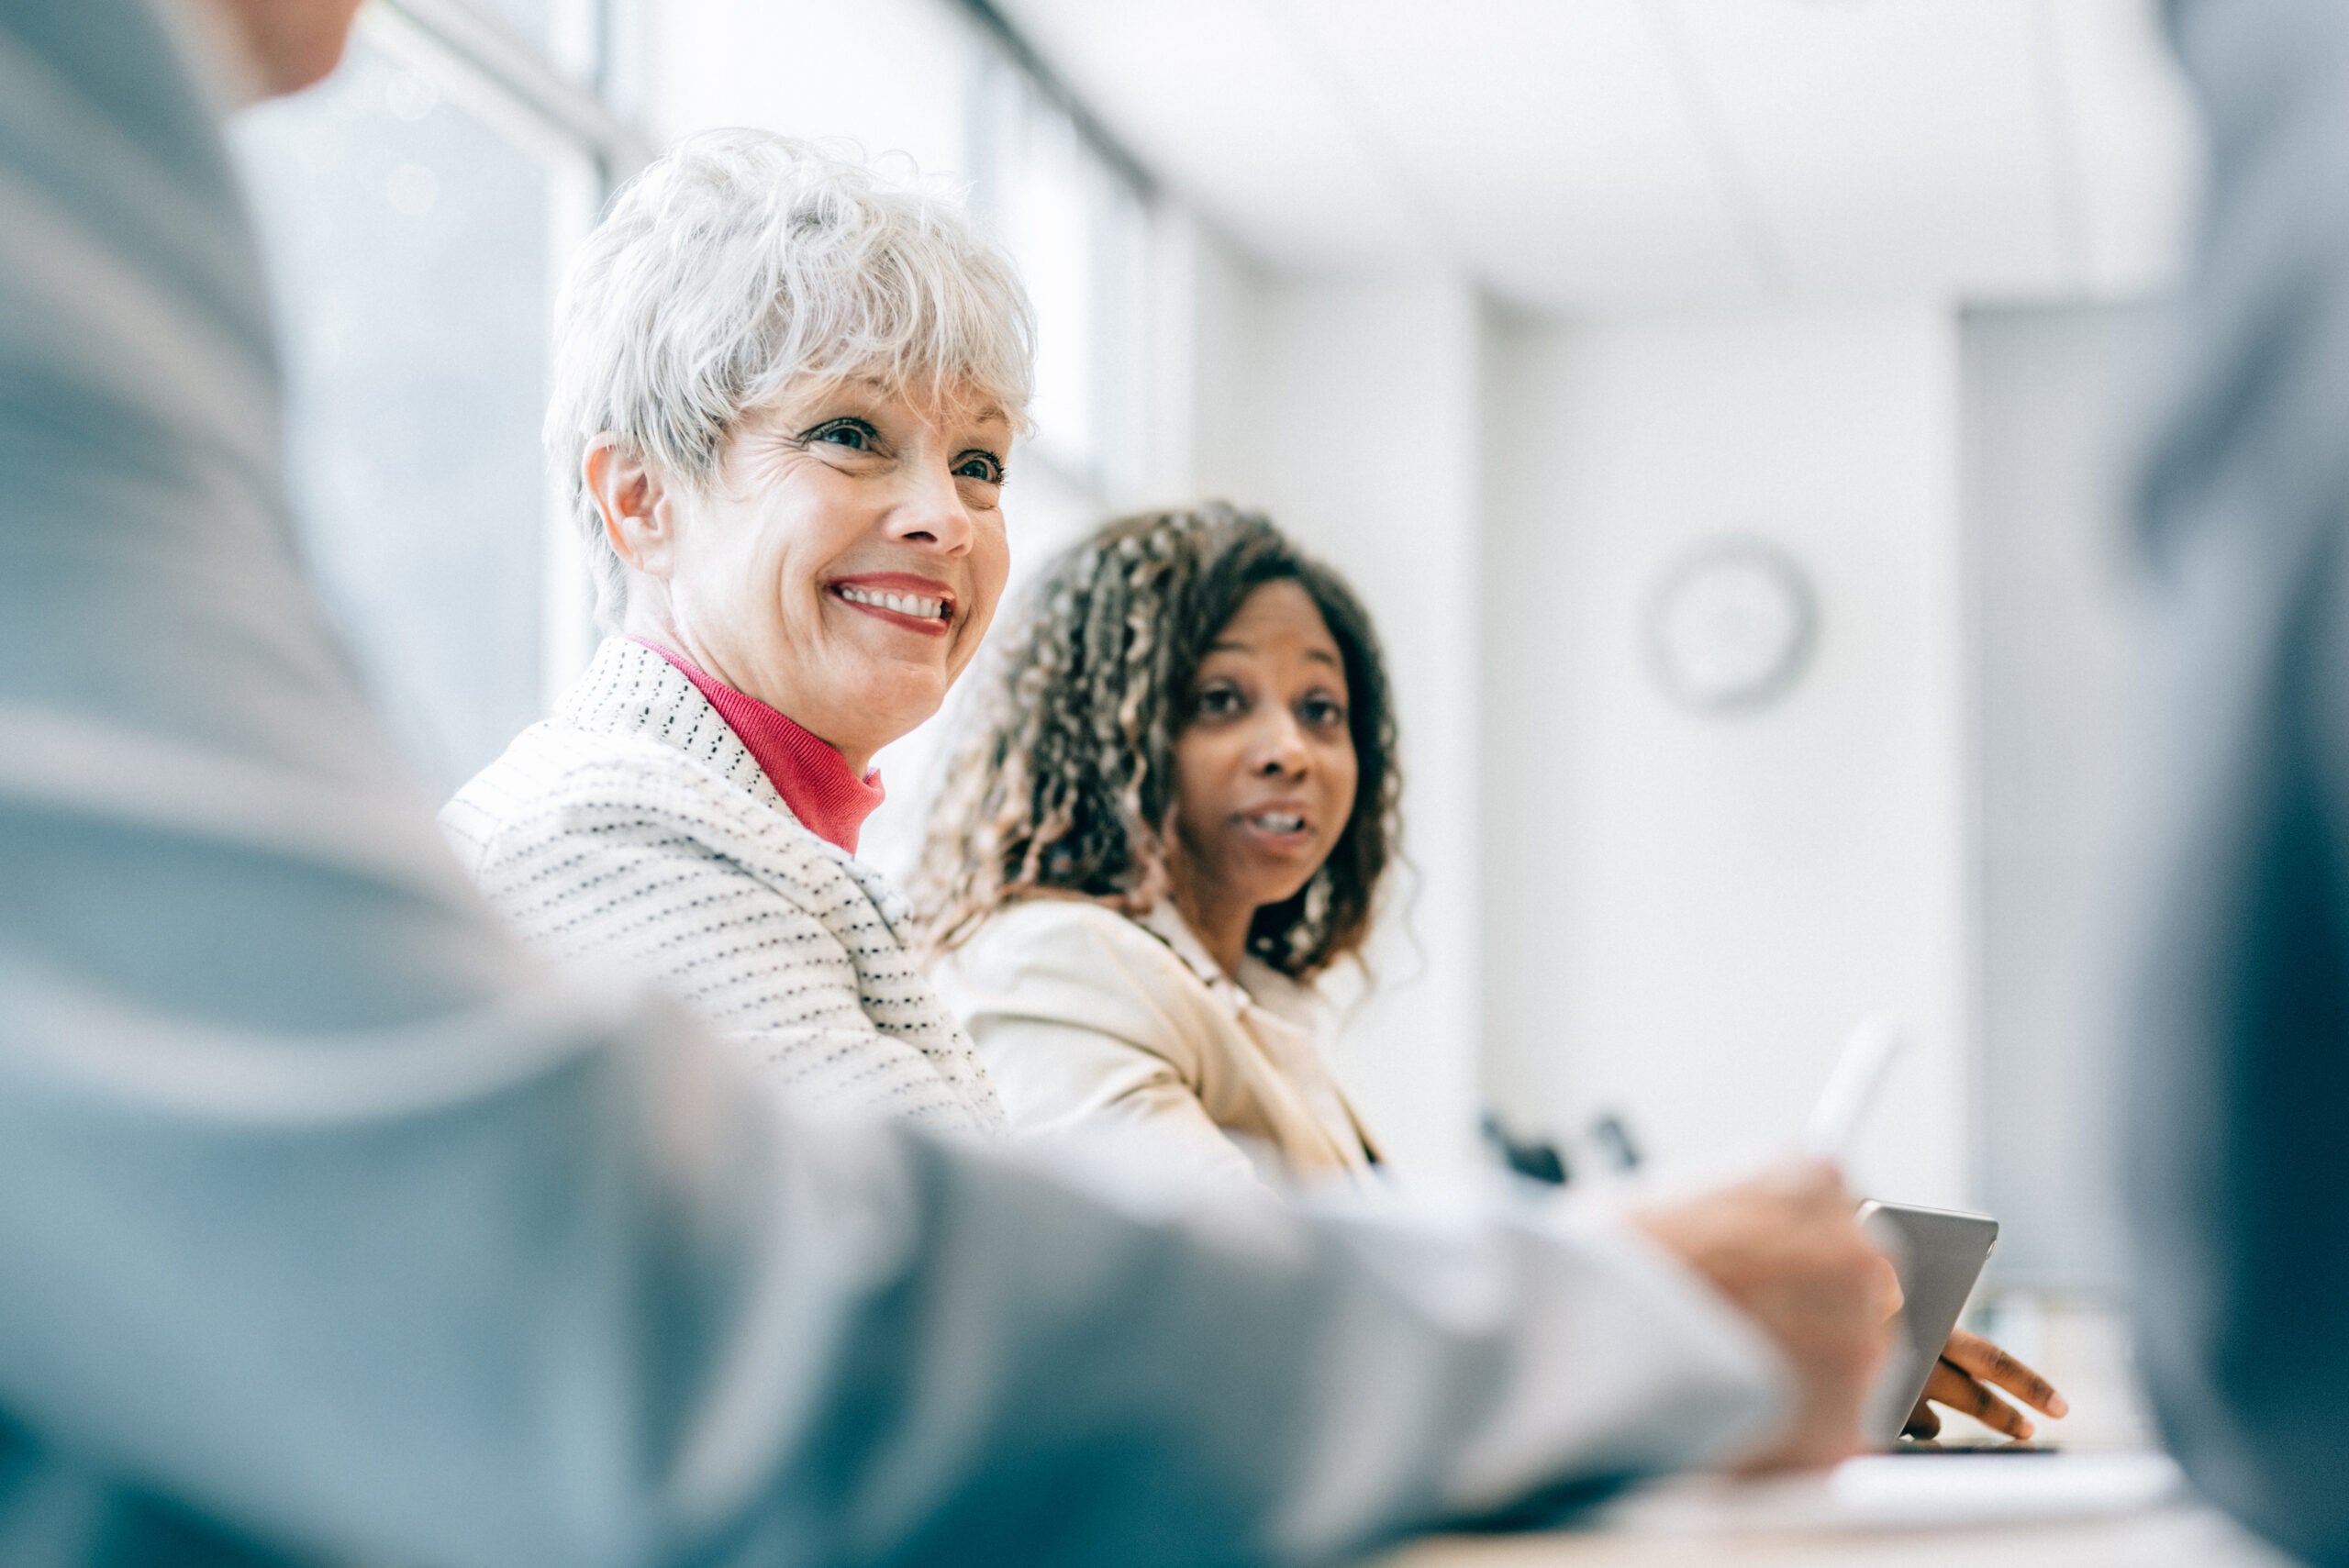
[838,585,946,618]
[1251,813,1305,833]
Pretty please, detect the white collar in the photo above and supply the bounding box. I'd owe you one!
[558,638,791,819]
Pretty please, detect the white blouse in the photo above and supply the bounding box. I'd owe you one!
[931,896,1377,1195]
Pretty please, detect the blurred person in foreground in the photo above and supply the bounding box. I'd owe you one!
[2131,1,2349,1560]
[442,130,1019,1138]
[921,503,2065,1442]
[0,3,1893,1564]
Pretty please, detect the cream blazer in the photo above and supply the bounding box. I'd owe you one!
[440,639,1005,1136]
[931,897,1379,1195]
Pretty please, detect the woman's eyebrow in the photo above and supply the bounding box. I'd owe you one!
[787,403,880,429]
[1204,641,1341,666]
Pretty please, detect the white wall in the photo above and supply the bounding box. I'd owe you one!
[1479,307,1972,1207]
[1179,241,1491,1176]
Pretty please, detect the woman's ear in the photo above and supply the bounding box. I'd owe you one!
[584,438,676,579]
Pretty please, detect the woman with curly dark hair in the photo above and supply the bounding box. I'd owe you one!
[914,503,1397,1194]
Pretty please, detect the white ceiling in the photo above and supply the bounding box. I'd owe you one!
[989,0,2204,310]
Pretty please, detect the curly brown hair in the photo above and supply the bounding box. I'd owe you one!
[913,503,1400,979]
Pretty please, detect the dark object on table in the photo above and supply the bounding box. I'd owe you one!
[1588,1111,1643,1174]
[1482,1114,1569,1186]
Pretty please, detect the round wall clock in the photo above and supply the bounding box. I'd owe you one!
[1645,537,1817,713]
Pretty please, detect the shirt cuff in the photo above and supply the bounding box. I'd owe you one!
[1436,1206,1795,1517]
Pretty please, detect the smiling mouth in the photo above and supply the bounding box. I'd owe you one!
[1241,810,1309,836]
[832,583,952,634]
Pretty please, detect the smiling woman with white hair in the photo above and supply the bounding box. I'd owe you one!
[441,131,1031,1134]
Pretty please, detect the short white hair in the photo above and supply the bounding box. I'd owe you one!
[547,130,1037,627]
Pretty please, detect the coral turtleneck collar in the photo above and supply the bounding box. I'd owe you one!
[630,637,885,854]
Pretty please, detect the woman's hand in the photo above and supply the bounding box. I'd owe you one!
[1901,1328,2068,1440]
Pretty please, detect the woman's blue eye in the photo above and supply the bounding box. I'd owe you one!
[954,451,1005,484]
[807,419,877,450]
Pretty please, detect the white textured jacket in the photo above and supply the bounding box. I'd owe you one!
[440,638,1005,1136]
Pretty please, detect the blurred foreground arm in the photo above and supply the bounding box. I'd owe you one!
[0,5,1805,1563]
[2132,1,2349,1560]
[1634,1161,1893,1470]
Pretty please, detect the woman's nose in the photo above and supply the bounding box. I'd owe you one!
[1250,711,1310,775]
[887,465,975,553]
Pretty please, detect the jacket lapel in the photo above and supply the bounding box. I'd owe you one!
[1134,902,1376,1174]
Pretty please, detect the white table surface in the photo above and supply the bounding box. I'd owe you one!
[1377,1501,2284,1568]
[1379,1299,2288,1568]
